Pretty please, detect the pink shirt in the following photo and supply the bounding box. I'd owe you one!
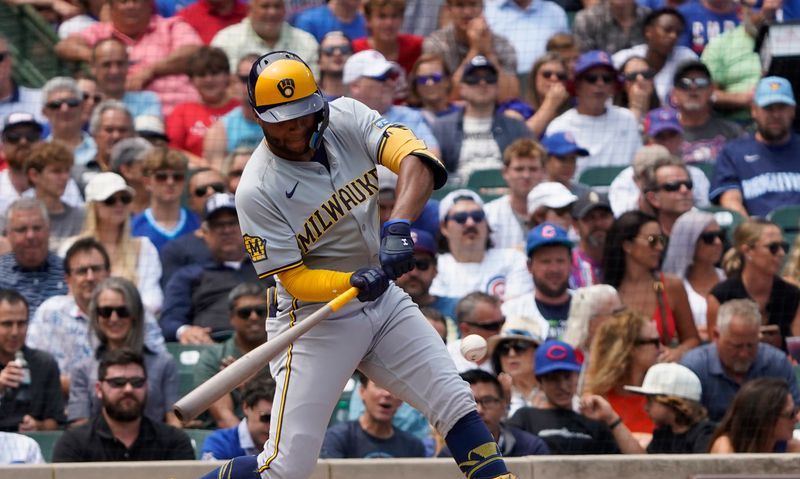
[77,16,202,115]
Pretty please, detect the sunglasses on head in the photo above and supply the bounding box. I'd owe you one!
[2,130,40,144]
[634,337,661,347]
[462,71,499,85]
[83,92,103,103]
[448,210,486,225]
[656,179,693,192]
[698,231,725,245]
[675,77,711,90]
[623,69,656,82]
[765,241,789,255]
[258,413,272,423]
[462,317,506,332]
[638,234,668,248]
[497,340,534,356]
[102,193,133,206]
[321,45,352,56]
[582,72,615,84]
[104,376,146,388]
[97,306,131,319]
[194,182,225,198]
[45,98,82,110]
[235,306,267,320]
[153,171,185,183]
[540,70,567,81]
[415,73,445,85]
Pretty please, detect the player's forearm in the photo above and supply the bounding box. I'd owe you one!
[391,155,434,222]
[278,264,352,302]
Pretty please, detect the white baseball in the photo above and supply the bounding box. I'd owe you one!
[460,334,488,362]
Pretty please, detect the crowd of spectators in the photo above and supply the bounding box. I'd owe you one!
[2,0,800,466]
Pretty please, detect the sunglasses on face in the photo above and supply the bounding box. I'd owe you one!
[83,92,103,103]
[153,171,186,183]
[2,130,40,144]
[698,231,725,245]
[414,259,432,271]
[321,45,352,56]
[235,306,267,320]
[497,340,534,356]
[582,72,615,85]
[238,74,249,84]
[540,70,567,81]
[764,241,789,255]
[462,317,506,332]
[0,52,8,63]
[72,264,107,276]
[193,182,225,198]
[638,234,668,248]
[462,72,499,85]
[228,169,244,178]
[447,210,486,225]
[97,305,132,319]
[675,77,711,90]
[634,337,661,347]
[623,69,656,82]
[102,193,133,206]
[415,73,445,85]
[45,98,82,110]
[656,179,693,192]
[372,69,400,82]
[474,396,502,408]
[104,376,146,388]
[258,413,272,423]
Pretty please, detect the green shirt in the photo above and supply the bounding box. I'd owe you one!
[701,26,760,122]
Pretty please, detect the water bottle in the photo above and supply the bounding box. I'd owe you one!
[14,351,31,403]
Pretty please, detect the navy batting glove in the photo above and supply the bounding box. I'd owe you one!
[380,219,414,280]
[350,267,390,302]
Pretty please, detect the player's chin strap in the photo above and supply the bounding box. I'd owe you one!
[308,98,330,150]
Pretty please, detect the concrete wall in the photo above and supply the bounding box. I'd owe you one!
[3,455,800,479]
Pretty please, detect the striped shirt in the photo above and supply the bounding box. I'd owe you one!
[0,432,44,464]
[0,253,67,317]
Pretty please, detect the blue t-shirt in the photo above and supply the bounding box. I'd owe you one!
[131,208,201,252]
[320,420,427,458]
[709,133,800,218]
[678,2,739,54]
[293,5,367,42]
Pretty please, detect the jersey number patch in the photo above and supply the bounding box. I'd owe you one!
[244,234,268,262]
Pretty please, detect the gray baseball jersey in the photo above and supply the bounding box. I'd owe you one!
[235,97,475,479]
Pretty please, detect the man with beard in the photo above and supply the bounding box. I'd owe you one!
[569,191,613,289]
[680,299,800,421]
[710,76,800,218]
[52,348,194,461]
[502,223,573,340]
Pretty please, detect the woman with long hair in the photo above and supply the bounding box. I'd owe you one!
[603,211,700,361]
[709,378,800,453]
[662,210,726,340]
[516,53,571,138]
[61,172,163,315]
[584,309,662,437]
[563,284,622,354]
[487,318,545,416]
[614,56,661,122]
[66,277,179,427]
[708,218,800,350]
[407,54,459,123]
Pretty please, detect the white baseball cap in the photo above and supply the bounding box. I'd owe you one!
[85,172,135,203]
[527,182,577,214]
[438,188,484,223]
[343,49,395,85]
[624,363,702,402]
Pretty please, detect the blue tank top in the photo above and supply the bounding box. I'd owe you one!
[221,107,263,154]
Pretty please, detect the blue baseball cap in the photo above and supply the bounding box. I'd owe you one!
[410,228,436,256]
[574,50,616,78]
[541,132,590,157]
[535,339,582,376]
[525,222,572,257]
[411,200,440,240]
[643,107,683,137]
[754,76,796,107]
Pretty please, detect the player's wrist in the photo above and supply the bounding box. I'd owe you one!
[381,219,411,237]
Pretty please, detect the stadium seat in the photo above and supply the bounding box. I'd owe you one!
[693,162,714,182]
[165,343,217,397]
[22,430,63,463]
[768,205,800,248]
[184,428,215,460]
[700,206,745,243]
[577,166,626,188]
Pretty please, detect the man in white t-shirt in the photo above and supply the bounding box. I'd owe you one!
[484,139,546,250]
[447,292,504,373]
[430,189,533,302]
[546,51,642,179]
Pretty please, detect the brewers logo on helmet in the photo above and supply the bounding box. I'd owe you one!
[247,51,330,149]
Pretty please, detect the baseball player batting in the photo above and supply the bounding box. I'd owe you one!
[199,51,515,479]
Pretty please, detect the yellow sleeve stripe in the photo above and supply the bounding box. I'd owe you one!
[376,125,447,189]
[277,264,353,302]
[258,259,304,279]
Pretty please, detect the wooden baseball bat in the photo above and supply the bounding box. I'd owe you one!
[173,287,359,422]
